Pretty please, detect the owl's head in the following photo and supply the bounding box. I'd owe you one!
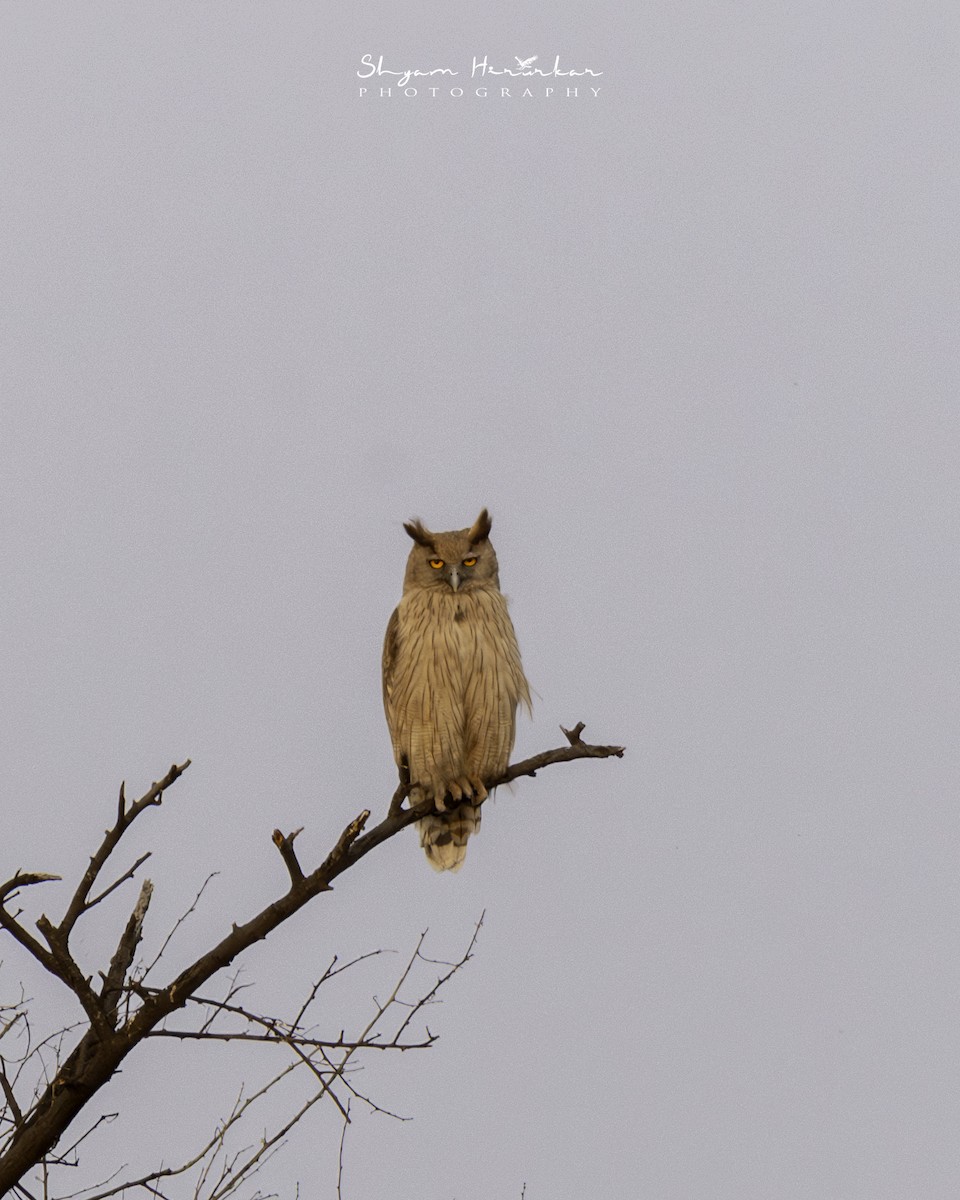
[401,508,501,593]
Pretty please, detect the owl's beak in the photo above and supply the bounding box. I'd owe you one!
[448,567,461,592]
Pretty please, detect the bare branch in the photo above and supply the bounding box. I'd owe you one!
[271,829,304,887]
[65,1069,301,1200]
[0,1058,23,1127]
[56,761,190,942]
[0,876,63,980]
[0,874,61,906]
[391,913,483,1046]
[0,732,622,1195]
[340,723,625,864]
[55,1110,118,1165]
[33,917,112,1041]
[85,854,152,915]
[500,721,625,783]
[100,880,153,1023]
[147,1029,434,1051]
[318,810,371,874]
[291,950,389,1028]
[139,872,219,985]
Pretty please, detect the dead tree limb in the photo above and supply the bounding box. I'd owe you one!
[0,726,623,1194]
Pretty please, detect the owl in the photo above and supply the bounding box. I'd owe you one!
[382,509,531,871]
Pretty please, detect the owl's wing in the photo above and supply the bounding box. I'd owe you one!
[381,606,400,711]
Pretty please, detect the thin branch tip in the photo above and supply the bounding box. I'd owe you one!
[559,720,624,756]
[0,870,62,900]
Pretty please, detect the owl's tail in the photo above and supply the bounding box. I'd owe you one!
[418,803,481,872]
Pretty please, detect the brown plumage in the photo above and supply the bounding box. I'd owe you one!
[382,509,530,871]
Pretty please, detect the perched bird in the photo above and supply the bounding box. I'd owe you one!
[382,509,531,871]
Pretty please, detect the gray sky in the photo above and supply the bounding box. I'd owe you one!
[2,3,960,1197]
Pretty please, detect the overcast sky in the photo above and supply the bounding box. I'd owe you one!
[2,3,960,1198]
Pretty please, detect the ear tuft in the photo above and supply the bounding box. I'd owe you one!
[467,508,492,545]
[403,518,436,549]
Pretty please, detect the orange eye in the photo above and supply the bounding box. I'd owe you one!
[462,557,477,567]
[429,558,444,569]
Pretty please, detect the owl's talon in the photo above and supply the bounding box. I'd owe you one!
[433,777,485,811]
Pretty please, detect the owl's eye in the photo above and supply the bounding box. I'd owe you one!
[429,558,444,569]
[462,557,477,567]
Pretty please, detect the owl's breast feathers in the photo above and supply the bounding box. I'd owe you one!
[382,588,530,761]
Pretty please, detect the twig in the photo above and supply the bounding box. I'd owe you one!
[147,1029,433,1051]
[57,763,190,942]
[139,872,219,984]
[56,1110,118,1165]
[85,854,151,915]
[392,913,483,1046]
[336,1100,351,1200]
[500,722,625,784]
